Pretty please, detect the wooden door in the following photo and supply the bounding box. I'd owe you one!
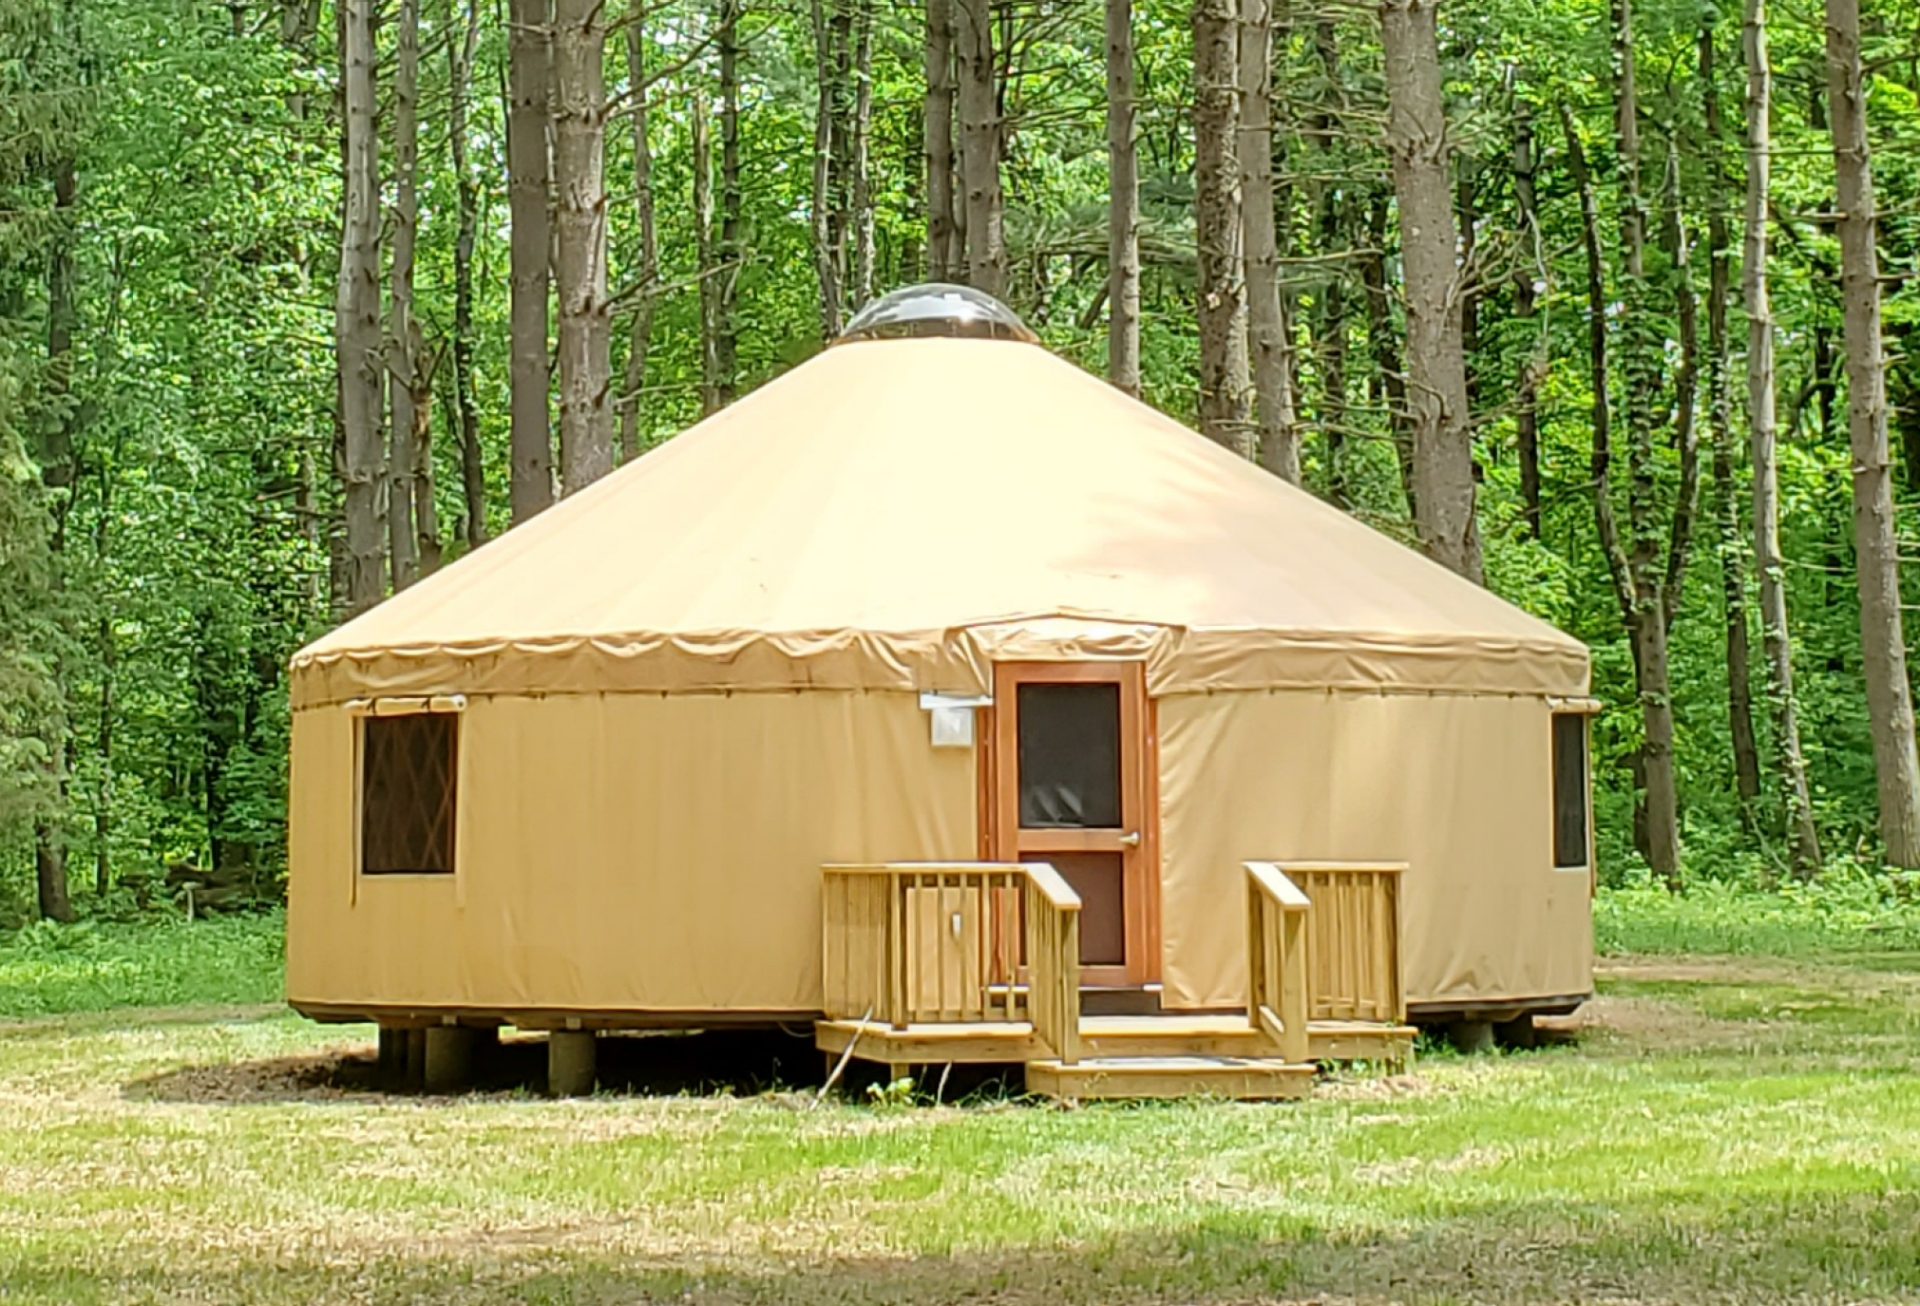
[988,661,1157,987]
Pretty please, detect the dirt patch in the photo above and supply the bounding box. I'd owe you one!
[1598,958,1817,986]
[124,1046,381,1105]
[1541,992,1777,1053]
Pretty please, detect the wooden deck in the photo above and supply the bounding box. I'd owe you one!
[817,1013,1413,1067]
[1026,1055,1316,1101]
[819,860,1412,1101]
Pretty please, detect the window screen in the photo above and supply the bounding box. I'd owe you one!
[361,713,458,875]
[1552,714,1589,869]
[1016,682,1121,828]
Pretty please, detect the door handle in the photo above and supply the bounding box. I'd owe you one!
[1117,831,1142,848]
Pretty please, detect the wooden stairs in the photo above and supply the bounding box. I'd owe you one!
[817,859,1413,1102]
[817,1012,1413,1100]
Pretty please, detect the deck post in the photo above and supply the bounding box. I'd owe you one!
[1448,1020,1495,1054]
[423,1026,477,1093]
[548,1030,598,1097]
[376,1026,405,1084]
[402,1028,428,1091]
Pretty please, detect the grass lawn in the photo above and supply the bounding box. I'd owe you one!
[1,907,1919,1303]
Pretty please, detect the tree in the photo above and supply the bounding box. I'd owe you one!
[717,0,745,392]
[449,0,488,548]
[847,0,874,309]
[1238,0,1296,478]
[1379,0,1480,581]
[1307,19,1351,503]
[1743,0,1821,874]
[808,0,844,334]
[388,0,424,590]
[1106,0,1140,396]
[693,86,720,413]
[1700,19,1760,808]
[1192,0,1249,455]
[336,0,385,615]
[619,5,658,462]
[553,0,614,493]
[924,0,958,282]
[507,0,555,522]
[1511,97,1544,539]
[953,0,1005,297]
[1561,0,1701,886]
[1824,0,1920,867]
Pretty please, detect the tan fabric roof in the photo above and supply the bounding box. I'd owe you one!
[292,337,1588,706]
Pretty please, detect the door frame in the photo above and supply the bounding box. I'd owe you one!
[978,660,1161,988]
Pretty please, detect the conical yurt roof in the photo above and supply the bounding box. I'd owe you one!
[293,287,1587,708]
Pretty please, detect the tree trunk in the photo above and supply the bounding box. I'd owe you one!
[388,0,423,591]
[1193,0,1250,455]
[412,379,440,574]
[508,0,555,522]
[953,0,1006,297]
[1591,0,1690,883]
[553,0,613,493]
[450,0,488,547]
[1362,189,1416,518]
[1744,0,1821,874]
[35,150,79,923]
[1657,142,1702,638]
[1309,20,1351,502]
[620,9,658,460]
[1380,0,1481,581]
[925,0,958,281]
[848,0,875,309]
[1633,603,1682,885]
[1825,0,1920,866]
[337,0,385,614]
[1567,103,1669,880]
[809,0,843,335]
[1455,169,1479,403]
[716,0,744,394]
[1701,20,1761,807]
[693,89,721,415]
[92,450,115,895]
[1512,99,1544,540]
[1106,0,1142,396]
[1240,0,1296,477]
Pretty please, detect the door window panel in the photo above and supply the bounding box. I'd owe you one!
[1016,682,1122,828]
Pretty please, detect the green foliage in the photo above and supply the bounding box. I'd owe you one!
[0,910,284,1016]
[0,0,1917,915]
[1598,866,1920,955]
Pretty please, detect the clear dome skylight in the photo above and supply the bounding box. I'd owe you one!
[837,283,1039,345]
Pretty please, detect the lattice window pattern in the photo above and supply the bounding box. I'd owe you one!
[361,713,458,875]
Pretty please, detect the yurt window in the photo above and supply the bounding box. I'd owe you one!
[360,712,459,875]
[1551,713,1590,869]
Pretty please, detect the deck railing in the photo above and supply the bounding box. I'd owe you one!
[1243,862,1312,1062]
[821,862,1083,1060]
[1022,862,1083,1065]
[1282,861,1407,1024]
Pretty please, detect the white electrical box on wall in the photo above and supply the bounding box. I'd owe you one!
[918,691,992,748]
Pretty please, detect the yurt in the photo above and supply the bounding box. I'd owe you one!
[288,285,1595,1100]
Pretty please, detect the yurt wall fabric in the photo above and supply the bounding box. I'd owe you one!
[1156,689,1594,1010]
[288,690,977,1013]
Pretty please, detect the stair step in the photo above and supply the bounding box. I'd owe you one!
[1026,1055,1317,1101]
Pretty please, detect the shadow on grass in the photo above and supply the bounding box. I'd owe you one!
[123,1026,1024,1106]
[8,1194,1920,1304]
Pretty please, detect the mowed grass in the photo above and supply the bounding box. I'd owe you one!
[0,902,1917,1303]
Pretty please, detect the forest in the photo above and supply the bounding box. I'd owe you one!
[4,0,1920,923]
